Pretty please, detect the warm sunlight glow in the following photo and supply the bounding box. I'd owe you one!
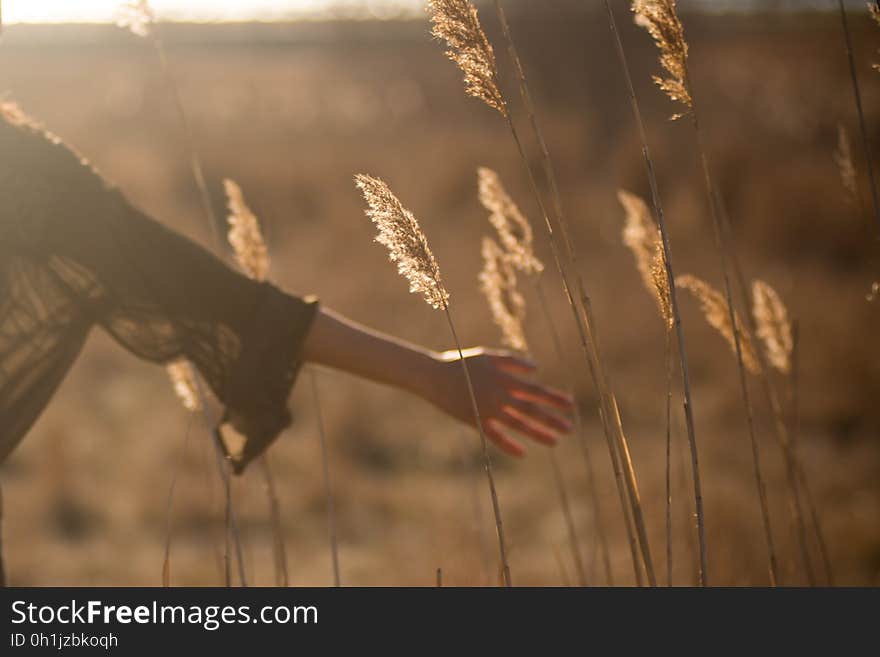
[3,0,423,23]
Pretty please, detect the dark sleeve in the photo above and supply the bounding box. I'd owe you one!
[0,106,318,472]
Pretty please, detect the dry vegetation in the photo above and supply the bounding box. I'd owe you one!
[0,4,878,586]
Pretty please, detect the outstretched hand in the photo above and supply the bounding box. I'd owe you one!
[427,347,575,457]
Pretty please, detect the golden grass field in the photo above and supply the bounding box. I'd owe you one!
[0,6,878,586]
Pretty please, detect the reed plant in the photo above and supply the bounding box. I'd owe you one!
[429,0,655,586]
[603,0,710,585]
[116,0,248,587]
[355,173,512,586]
[836,0,880,237]
[632,0,800,585]
[479,167,605,583]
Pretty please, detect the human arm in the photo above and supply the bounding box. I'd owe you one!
[302,306,574,456]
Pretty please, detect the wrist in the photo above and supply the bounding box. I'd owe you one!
[402,348,443,399]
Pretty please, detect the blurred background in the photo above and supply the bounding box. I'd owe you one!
[0,0,878,586]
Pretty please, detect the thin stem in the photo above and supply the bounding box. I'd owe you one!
[606,388,657,587]
[493,1,651,585]
[791,323,834,584]
[601,0,707,585]
[162,415,196,587]
[664,329,673,587]
[534,278,613,585]
[553,545,573,587]
[837,0,880,237]
[146,21,252,586]
[549,450,587,586]
[310,369,341,587]
[458,436,493,586]
[258,456,289,587]
[443,305,511,587]
[690,105,779,587]
[212,429,248,587]
[151,31,222,246]
[716,195,827,586]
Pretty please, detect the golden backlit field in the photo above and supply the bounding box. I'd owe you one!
[1,7,878,586]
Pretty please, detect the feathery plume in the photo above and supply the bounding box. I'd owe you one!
[619,190,672,329]
[355,175,450,310]
[480,237,528,352]
[834,124,859,205]
[478,167,543,275]
[632,0,692,118]
[166,360,202,412]
[751,280,793,375]
[868,281,880,302]
[115,0,154,38]
[620,189,659,282]
[428,0,508,117]
[224,179,269,282]
[677,274,759,373]
[650,240,674,331]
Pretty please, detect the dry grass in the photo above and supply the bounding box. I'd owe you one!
[677,275,760,374]
[0,12,878,587]
[356,173,512,586]
[479,237,528,352]
[751,280,794,375]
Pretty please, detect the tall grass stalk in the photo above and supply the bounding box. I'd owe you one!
[162,416,196,586]
[548,452,587,586]
[717,202,832,585]
[633,0,795,585]
[117,2,249,585]
[604,0,710,586]
[429,0,648,583]
[836,0,880,237]
[485,0,656,585]
[663,330,673,585]
[789,323,833,584]
[534,279,614,585]
[479,173,594,587]
[309,370,341,587]
[443,307,512,586]
[553,545,573,586]
[258,457,289,586]
[356,174,512,586]
[464,444,493,586]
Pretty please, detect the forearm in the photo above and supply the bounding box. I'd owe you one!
[302,306,439,398]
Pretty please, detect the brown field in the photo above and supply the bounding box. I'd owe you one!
[1,7,878,586]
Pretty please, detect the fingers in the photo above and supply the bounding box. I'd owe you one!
[485,420,526,457]
[509,398,573,434]
[497,407,559,446]
[505,374,575,412]
[492,353,537,376]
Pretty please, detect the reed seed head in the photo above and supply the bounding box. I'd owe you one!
[834,124,859,206]
[632,0,693,118]
[224,179,270,282]
[677,274,759,374]
[116,0,154,38]
[752,280,793,374]
[480,237,528,352]
[166,360,202,412]
[650,241,674,331]
[868,281,880,302]
[478,167,543,275]
[355,174,450,310]
[428,0,508,117]
[619,190,672,330]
